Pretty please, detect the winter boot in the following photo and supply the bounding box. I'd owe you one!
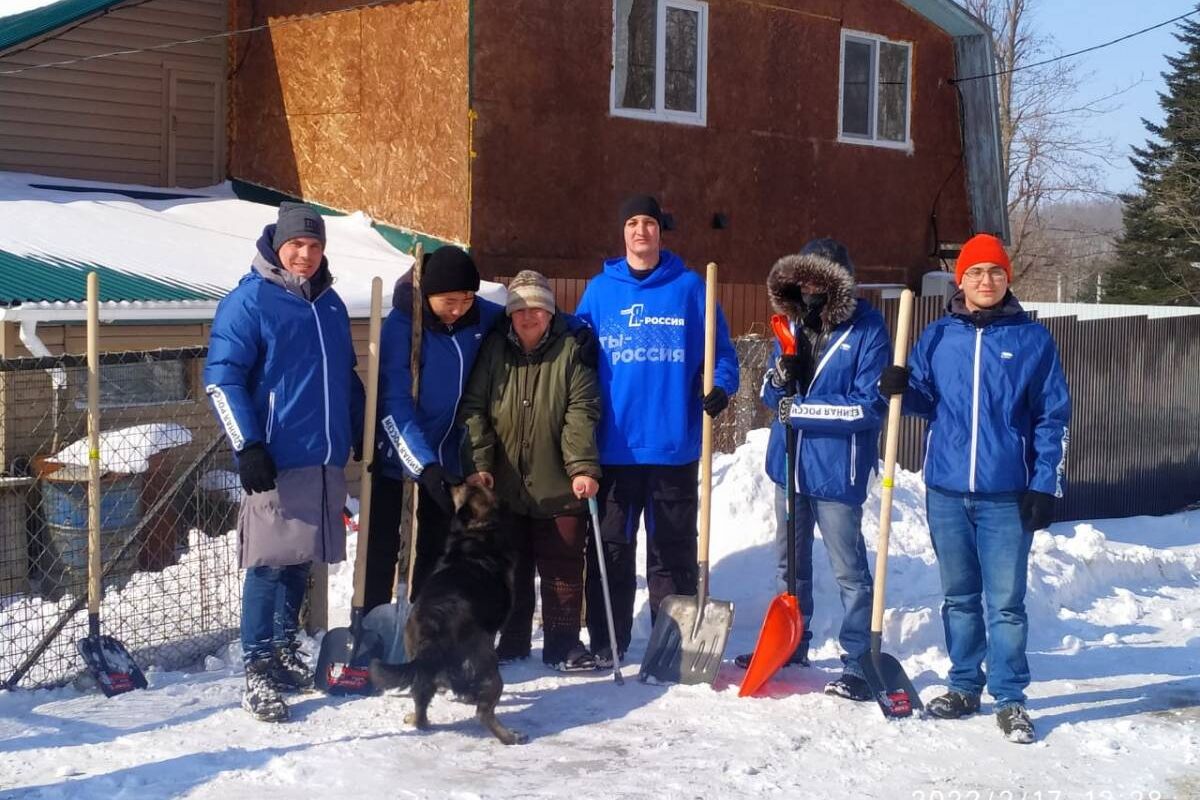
[271,644,314,692]
[734,644,809,670]
[996,704,1036,744]
[242,658,288,723]
[548,642,598,673]
[926,690,981,720]
[590,646,625,670]
[823,673,871,702]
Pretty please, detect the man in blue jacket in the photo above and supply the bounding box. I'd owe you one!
[205,202,364,722]
[575,194,739,666]
[734,239,889,702]
[880,233,1071,744]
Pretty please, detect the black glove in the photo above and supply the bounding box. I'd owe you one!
[777,395,795,425]
[702,387,729,418]
[1020,491,1055,532]
[573,325,600,370]
[418,463,456,517]
[775,347,814,390]
[879,365,911,397]
[237,443,277,494]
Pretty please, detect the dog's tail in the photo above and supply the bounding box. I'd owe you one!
[368,658,421,692]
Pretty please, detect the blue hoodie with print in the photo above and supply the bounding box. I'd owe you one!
[575,250,739,466]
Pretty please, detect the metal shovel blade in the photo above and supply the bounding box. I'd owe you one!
[638,594,734,685]
[859,648,923,719]
[77,634,148,697]
[315,622,384,696]
[361,599,409,664]
[738,593,803,697]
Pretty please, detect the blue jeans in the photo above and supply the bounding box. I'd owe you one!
[775,486,873,674]
[925,487,1034,708]
[241,562,312,664]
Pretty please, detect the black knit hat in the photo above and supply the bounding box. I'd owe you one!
[272,202,326,250]
[799,237,854,276]
[619,194,664,228]
[422,246,480,295]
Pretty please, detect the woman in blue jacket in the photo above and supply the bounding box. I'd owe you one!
[205,203,364,722]
[735,239,889,702]
[881,233,1071,744]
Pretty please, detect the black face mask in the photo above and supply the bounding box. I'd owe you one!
[802,292,828,310]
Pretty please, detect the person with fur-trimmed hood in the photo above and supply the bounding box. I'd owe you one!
[733,238,889,702]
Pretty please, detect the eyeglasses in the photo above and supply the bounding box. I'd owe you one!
[961,267,1008,284]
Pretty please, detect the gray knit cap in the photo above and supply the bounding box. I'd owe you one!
[273,202,326,250]
[506,270,555,316]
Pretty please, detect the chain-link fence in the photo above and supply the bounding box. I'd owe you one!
[1,347,241,690]
[714,335,774,454]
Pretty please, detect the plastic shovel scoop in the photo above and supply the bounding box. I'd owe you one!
[738,313,805,697]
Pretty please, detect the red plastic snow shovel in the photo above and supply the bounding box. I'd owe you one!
[76,272,148,697]
[639,263,734,686]
[738,314,805,697]
[316,277,385,694]
[858,288,922,719]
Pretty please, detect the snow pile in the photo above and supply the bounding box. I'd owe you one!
[198,469,243,505]
[51,423,193,474]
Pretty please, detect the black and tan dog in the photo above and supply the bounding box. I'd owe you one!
[368,483,525,745]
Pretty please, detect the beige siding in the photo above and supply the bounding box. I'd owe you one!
[0,0,226,187]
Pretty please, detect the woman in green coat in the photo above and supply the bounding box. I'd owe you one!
[459,270,602,671]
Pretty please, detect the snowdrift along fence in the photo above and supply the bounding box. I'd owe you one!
[0,347,241,690]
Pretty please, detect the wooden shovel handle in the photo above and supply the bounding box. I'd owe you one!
[350,277,383,609]
[86,272,102,617]
[869,289,915,636]
[697,263,717,607]
[403,243,424,600]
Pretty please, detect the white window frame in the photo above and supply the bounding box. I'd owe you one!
[837,29,913,151]
[610,0,709,127]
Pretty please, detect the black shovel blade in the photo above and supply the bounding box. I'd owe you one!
[638,594,734,686]
[76,635,147,697]
[859,649,922,719]
[315,626,384,696]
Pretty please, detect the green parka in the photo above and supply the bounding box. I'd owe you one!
[458,315,601,518]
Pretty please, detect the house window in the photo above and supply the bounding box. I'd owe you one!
[74,360,191,409]
[839,30,912,147]
[611,0,708,125]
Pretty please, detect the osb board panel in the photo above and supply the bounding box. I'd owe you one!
[469,0,972,287]
[228,0,470,244]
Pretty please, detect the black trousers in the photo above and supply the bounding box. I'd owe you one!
[362,473,452,614]
[584,462,699,655]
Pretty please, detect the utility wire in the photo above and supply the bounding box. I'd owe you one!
[951,8,1200,84]
[0,0,394,76]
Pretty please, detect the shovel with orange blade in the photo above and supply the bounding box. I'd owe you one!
[738,313,806,697]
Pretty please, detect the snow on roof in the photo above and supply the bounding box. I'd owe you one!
[0,171,501,321]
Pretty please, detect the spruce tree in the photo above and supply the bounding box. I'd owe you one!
[1108,13,1200,305]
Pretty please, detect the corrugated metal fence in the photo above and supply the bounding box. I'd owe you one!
[511,276,1200,522]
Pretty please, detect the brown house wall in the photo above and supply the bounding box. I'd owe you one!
[227,0,471,244]
[469,0,973,287]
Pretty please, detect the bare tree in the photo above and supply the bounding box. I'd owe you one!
[963,0,1125,297]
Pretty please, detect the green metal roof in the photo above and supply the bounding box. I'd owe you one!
[0,250,224,304]
[0,0,126,55]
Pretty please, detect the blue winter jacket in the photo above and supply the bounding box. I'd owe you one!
[575,250,739,466]
[205,226,364,471]
[901,292,1071,497]
[763,300,890,505]
[376,280,506,482]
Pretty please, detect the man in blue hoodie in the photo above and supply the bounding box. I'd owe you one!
[575,194,739,666]
[734,239,890,702]
[206,202,364,722]
[880,233,1071,744]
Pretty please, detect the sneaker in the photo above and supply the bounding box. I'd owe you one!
[270,645,314,693]
[734,646,809,670]
[824,673,871,702]
[590,646,625,669]
[996,704,1036,744]
[926,690,982,720]
[242,658,288,723]
[548,643,597,672]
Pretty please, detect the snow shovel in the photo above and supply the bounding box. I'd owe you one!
[587,496,624,686]
[316,277,385,694]
[639,263,734,686]
[76,272,147,697]
[858,288,922,719]
[738,315,805,697]
[361,243,423,663]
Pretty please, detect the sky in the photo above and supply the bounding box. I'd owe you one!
[1033,1,1195,195]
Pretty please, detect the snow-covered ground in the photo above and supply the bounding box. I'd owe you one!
[2,429,1198,799]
